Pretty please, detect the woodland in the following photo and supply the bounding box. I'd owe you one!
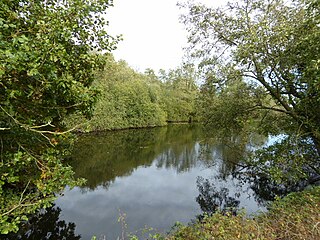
[0,0,319,237]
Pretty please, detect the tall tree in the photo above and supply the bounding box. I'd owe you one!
[0,0,119,233]
[181,0,320,150]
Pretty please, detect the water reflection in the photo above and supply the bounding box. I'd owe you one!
[199,132,267,180]
[72,125,267,191]
[196,176,240,217]
[2,205,80,240]
[7,124,271,239]
[71,124,204,190]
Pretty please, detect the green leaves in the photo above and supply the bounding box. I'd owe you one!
[64,56,199,132]
[0,0,119,233]
[182,0,320,193]
[1,0,120,125]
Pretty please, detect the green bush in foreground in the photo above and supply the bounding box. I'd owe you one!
[165,186,320,240]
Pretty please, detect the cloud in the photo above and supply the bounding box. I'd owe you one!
[107,0,188,72]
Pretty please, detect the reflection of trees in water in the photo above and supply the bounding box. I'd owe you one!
[71,122,277,209]
[155,124,204,172]
[198,132,267,180]
[70,127,167,190]
[2,205,80,240]
[156,144,199,172]
[73,123,293,208]
[196,177,240,218]
[211,141,245,179]
[70,124,204,190]
[194,131,291,212]
[237,136,320,204]
[154,129,264,174]
[206,133,320,205]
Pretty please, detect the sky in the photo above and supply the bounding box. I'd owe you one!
[107,0,225,73]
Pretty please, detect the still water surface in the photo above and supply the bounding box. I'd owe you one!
[51,124,267,239]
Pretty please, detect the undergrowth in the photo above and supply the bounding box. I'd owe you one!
[165,186,320,240]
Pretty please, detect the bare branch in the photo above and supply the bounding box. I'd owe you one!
[258,105,291,115]
[0,105,80,136]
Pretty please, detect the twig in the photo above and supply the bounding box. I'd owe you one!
[19,180,31,204]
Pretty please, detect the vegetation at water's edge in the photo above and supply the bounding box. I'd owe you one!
[64,55,199,132]
[181,0,320,202]
[127,186,320,240]
[0,0,119,233]
[1,0,319,237]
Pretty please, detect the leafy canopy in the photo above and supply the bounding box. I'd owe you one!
[181,0,320,139]
[181,0,320,186]
[0,0,119,234]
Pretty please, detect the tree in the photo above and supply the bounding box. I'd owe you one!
[181,0,320,146]
[181,0,320,183]
[0,0,119,233]
[69,57,168,131]
[160,65,199,122]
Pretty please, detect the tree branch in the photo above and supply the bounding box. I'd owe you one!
[0,106,81,139]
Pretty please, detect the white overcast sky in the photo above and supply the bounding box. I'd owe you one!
[107,0,226,73]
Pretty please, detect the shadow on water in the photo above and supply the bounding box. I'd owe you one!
[2,205,80,240]
[196,176,240,218]
[5,124,283,240]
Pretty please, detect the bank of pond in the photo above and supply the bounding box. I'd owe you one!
[3,124,319,240]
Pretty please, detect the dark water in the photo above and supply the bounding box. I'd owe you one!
[7,124,270,240]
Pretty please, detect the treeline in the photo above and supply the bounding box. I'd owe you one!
[65,54,199,131]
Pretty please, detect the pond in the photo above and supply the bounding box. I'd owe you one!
[7,124,270,239]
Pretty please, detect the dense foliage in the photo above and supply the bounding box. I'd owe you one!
[66,55,199,131]
[2,0,318,237]
[0,0,119,233]
[181,0,320,188]
[159,64,198,122]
